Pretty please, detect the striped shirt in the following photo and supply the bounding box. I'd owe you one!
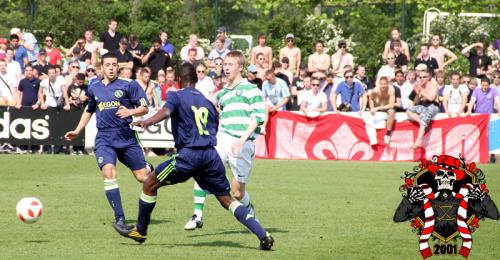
[216,81,266,140]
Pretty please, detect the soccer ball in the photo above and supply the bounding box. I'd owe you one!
[16,197,43,224]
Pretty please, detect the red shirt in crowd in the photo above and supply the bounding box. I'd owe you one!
[45,48,62,65]
[161,81,180,101]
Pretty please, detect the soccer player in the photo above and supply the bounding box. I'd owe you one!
[64,53,151,229]
[184,51,266,231]
[113,63,274,250]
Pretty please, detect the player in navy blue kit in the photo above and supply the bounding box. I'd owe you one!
[113,63,274,250]
[64,53,151,229]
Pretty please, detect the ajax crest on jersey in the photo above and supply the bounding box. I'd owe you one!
[114,90,124,98]
[16,197,43,224]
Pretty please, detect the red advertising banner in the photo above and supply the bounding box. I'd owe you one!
[255,112,490,163]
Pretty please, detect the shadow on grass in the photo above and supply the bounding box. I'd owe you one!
[187,227,288,238]
[120,242,175,247]
[174,240,257,250]
[25,240,50,243]
[124,219,171,225]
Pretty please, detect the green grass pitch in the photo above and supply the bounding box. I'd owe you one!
[1,155,499,259]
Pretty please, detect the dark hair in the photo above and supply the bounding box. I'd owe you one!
[108,18,117,24]
[281,57,290,64]
[343,70,353,77]
[481,77,490,85]
[258,33,266,39]
[449,70,461,78]
[101,52,118,63]
[76,73,86,81]
[152,37,161,44]
[272,61,281,69]
[390,39,401,49]
[178,63,197,85]
[9,34,19,40]
[46,33,54,39]
[395,70,404,77]
[315,40,324,46]
[391,27,400,33]
[421,43,430,49]
[47,65,57,72]
[25,63,33,70]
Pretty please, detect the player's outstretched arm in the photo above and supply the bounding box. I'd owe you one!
[133,107,171,130]
[116,105,149,118]
[64,111,93,140]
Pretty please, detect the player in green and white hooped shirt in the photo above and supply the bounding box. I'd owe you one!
[185,51,267,230]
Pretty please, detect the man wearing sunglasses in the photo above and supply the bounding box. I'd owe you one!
[331,40,353,78]
[43,34,62,66]
[279,34,301,76]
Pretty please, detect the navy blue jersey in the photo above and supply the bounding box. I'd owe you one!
[164,87,218,149]
[86,78,148,130]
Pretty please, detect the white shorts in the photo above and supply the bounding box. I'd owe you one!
[216,131,255,183]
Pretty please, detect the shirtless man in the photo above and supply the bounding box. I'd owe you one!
[383,27,410,61]
[406,69,439,148]
[368,77,395,145]
[138,68,160,110]
[428,35,457,71]
[308,40,330,79]
[84,30,101,65]
[279,34,301,76]
[251,33,272,69]
[255,52,267,80]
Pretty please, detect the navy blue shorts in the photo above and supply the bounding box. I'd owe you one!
[154,147,230,196]
[94,129,146,171]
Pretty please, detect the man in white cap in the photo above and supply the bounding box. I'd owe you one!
[279,33,301,76]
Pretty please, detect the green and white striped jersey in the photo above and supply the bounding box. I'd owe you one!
[216,81,266,140]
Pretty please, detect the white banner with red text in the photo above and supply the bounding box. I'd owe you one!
[254,112,491,163]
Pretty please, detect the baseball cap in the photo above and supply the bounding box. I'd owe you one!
[216,26,227,33]
[248,65,258,73]
[0,38,7,44]
[338,39,347,46]
[10,28,21,35]
[119,37,128,44]
[38,49,47,55]
[72,47,81,54]
[285,33,294,39]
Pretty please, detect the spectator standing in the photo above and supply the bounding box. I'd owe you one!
[428,35,457,70]
[208,57,225,79]
[0,59,17,106]
[331,70,366,114]
[383,27,410,61]
[5,48,22,84]
[331,40,354,78]
[254,52,267,80]
[43,34,62,66]
[414,44,439,74]
[251,33,272,69]
[308,40,330,79]
[180,34,205,62]
[392,70,405,111]
[288,65,308,111]
[355,64,374,91]
[207,37,229,68]
[39,66,69,111]
[141,38,171,80]
[280,57,294,83]
[63,48,87,73]
[113,37,133,69]
[100,18,122,53]
[83,29,100,65]
[377,52,397,82]
[272,61,290,86]
[400,70,416,110]
[467,78,499,116]
[194,64,215,98]
[321,73,335,112]
[279,34,301,76]
[10,34,28,71]
[127,33,145,76]
[490,39,500,70]
[0,38,6,60]
[160,69,179,102]
[461,42,493,79]
[300,77,327,115]
[67,73,88,155]
[391,40,408,72]
[214,26,232,50]
[246,65,262,90]
[443,71,469,117]
[492,72,500,112]
[262,69,290,112]
[15,64,40,109]
[22,32,40,65]
[67,38,92,64]
[159,30,174,58]
[137,68,160,110]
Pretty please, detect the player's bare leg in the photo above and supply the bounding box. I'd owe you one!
[384,109,395,145]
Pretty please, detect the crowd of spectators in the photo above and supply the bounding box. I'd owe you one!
[0,21,499,157]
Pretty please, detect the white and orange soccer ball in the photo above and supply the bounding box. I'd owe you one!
[16,197,43,223]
